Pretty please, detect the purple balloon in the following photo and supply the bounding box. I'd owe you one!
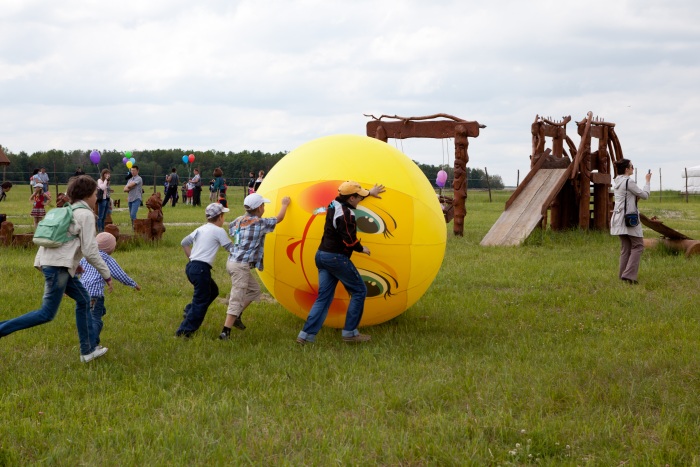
[90,150,101,165]
[436,170,448,188]
[122,157,128,164]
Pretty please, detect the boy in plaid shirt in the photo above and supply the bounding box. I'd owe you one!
[79,232,140,348]
[219,193,290,339]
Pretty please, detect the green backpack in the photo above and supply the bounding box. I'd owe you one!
[33,204,89,248]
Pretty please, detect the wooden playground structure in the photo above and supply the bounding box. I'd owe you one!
[366,113,485,236]
[482,112,625,246]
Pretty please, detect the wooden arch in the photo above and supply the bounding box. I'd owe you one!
[365,113,485,236]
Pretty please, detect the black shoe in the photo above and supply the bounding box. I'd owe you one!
[218,332,230,340]
[233,316,246,331]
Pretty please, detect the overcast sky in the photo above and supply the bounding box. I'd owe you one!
[1,0,698,188]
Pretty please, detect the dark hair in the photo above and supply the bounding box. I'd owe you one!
[66,175,97,202]
[131,165,139,171]
[213,167,223,177]
[171,167,177,172]
[614,158,632,174]
[1,181,12,189]
[336,194,355,203]
[32,168,39,175]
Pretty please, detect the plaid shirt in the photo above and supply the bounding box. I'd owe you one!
[228,215,277,270]
[79,251,138,297]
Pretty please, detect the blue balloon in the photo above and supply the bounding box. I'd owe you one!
[182,155,188,164]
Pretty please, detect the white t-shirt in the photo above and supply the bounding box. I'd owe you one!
[181,223,232,265]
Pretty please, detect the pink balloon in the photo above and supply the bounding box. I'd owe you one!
[436,170,448,188]
[188,154,195,163]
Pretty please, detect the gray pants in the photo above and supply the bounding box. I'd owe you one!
[619,235,644,281]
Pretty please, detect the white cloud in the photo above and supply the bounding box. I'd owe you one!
[1,0,699,188]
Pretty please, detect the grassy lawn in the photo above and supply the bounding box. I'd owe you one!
[1,186,699,465]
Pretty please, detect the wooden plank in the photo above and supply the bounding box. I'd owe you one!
[481,169,568,246]
[366,120,482,139]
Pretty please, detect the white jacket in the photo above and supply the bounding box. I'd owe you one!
[33,200,110,278]
[610,175,650,237]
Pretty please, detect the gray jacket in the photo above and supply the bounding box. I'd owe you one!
[610,175,650,237]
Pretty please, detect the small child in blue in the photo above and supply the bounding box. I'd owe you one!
[79,232,140,348]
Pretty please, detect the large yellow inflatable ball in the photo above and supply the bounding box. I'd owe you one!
[257,134,446,328]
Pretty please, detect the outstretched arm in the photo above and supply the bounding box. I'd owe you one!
[368,184,386,199]
[276,196,291,223]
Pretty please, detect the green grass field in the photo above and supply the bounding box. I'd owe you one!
[1,186,699,465]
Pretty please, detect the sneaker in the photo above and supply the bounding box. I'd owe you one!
[219,332,230,340]
[296,337,307,345]
[80,346,108,363]
[233,316,246,331]
[342,334,371,343]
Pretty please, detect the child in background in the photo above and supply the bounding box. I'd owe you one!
[30,184,51,229]
[219,193,290,339]
[186,181,195,205]
[79,232,140,348]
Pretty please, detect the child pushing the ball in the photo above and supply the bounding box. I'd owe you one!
[219,193,290,339]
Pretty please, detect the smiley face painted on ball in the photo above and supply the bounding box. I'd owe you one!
[256,134,446,328]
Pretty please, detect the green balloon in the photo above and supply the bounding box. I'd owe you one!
[125,151,132,158]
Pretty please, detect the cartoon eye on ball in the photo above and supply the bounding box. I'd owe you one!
[354,205,396,239]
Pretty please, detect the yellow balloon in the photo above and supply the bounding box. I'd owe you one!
[126,161,133,169]
[258,134,446,328]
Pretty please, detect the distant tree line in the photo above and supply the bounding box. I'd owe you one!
[1,146,505,189]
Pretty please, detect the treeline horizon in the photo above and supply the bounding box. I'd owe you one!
[0,146,504,189]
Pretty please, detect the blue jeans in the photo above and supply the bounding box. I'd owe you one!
[176,261,219,337]
[90,296,106,347]
[128,200,139,225]
[97,199,109,232]
[0,266,95,355]
[297,251,367,342]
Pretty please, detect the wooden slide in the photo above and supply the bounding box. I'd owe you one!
[480,168,569,246]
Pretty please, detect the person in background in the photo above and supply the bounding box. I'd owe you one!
[296,181,385,345]
[209,179,216,202]
[610,159,651,284]
[123,165,143,227]
[37,167,49,194]
[190,168,202,206]
[247,171,256,194]
[0,181,12,202]
[96,169,111,232]
[29,184,50,229]
[74,166,86,176]
[253,170,265,192]
[0,175,113,363]
[162,168,180,207]
[175,203,233,338]
[213,168,226,200]
[30,168,40,193]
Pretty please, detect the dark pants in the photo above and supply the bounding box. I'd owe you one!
[176,261,219,337]
[162,186,178,207]
[193,186,202,206]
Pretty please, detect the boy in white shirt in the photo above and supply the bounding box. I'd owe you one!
[175,203,233,338]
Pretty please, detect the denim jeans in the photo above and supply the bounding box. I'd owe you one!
[97,199,109,232]
[0,266,95,355]
[128,200,139,225]
[89,296,106,347]
[297,251,367,342]
[176,261,219,336]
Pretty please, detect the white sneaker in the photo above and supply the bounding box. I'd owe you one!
[80,346,108,363]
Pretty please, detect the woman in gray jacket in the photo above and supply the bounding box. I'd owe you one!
[0,175,113,363]
[610,159,651,284]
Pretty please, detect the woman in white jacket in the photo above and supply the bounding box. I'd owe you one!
[610,159,651,284]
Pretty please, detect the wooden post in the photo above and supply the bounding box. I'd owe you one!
[485,167,492,202]
[686,168,689,203]
[153,162,157,193]
[659,168,662,202]
[516,169,520,187]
